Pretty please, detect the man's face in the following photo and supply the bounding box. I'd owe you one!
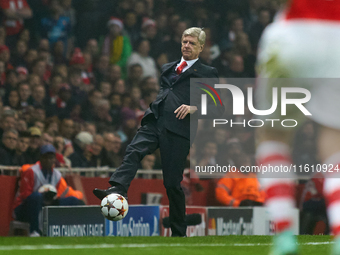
[18,137,30,152]
[42,133,53,146]
[61,120,74,139]
[30,136,41,149]
[112,136,121,154]
[40,153,56,170]
[3,132,18,150]
[33,61,46,77]
[33,86,45,102]
[130,66,143,80]
[92,136,104,156]
[181,35,203,61]
[2,116,16,130]
[141,154,155,170]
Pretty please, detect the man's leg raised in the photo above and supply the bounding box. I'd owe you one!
[93,121,160,200]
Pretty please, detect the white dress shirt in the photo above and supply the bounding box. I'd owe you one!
[175,57,199,73]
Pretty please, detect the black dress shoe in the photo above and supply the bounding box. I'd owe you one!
[93,186,128,200]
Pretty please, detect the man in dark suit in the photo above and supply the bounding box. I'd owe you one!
[93,27,224,236]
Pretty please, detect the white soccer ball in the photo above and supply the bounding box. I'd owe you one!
[100,193,129,221]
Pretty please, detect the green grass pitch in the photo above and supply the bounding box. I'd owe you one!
[0,235,334,255]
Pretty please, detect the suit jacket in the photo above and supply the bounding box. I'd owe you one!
[141,59,224,140]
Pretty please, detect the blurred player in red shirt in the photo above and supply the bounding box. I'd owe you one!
[256,0,340,254]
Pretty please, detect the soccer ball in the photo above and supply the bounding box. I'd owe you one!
[100,193,129,221]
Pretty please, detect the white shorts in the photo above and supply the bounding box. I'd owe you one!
[256,20,340,129]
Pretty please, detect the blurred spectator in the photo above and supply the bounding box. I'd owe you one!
[81,89,102,121]
[13,130,30,165]
[40,0,71,55]
[5,89,20,109]
[93,55,109,85]
[0,111,17,137]
[0,128,18,165]
[199,45,212,66]
[17,118,27,132]
[13,144,84,236]
[101,132,122,167]
[91,134,104,167]
[29,84,46,107]
[69,131,94,168]
[127,39,157,78]
[0,61,5,87]
[160,20,187,62]
[140,88,157,110]
[109,92,122,130]
[16,66,28,82]
[54,135,65,154]
[38,39,50,52]
[141,154,156,170]
[60,0,76,39]
[12,40,28,67]
[52,41,67,65]
[23,49,38,69]
[4,69,17,91]
[85,39,100,59]
[249,9,271,50]
[59,118,74,157]
[18,81,31,108]
[197,141,218,167]
[140,18,161,58]
[0,26,5,46]
[42,132,53,146]
[34,120,44,132]
[69,48,92,87]
[45,117,59,136]
[100,17,132,77]
[124,10,140,48]
[25,127,42,164]
[225,54,247,78]
[55,83,74,119]
[84,122,96,137]
[140,76,159,93]
[93,99,112,132]
[126,63,143,89]
[106,64,121,85]
[31,58,48,83]
[0,0,32,48]
[68,67,86,103]
[0,45,12,70]
[99,81,111,99]
[234,32,256,77]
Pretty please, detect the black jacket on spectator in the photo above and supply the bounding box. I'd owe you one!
[100,148,122,168]
[24,147,40,164]
[69,142,96,168]
[0,143,17,165]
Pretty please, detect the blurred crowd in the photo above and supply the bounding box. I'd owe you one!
[0,0,317,175]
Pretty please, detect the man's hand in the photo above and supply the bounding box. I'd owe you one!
[174,105,197,119]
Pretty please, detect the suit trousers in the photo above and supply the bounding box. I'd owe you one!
[110,115,190,236]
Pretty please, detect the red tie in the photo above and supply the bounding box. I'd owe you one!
[176,61,187,75]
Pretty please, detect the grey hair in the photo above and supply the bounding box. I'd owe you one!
[182,27,206,45]
[2,128,18,139]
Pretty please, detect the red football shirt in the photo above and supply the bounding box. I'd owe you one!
[285,0,340,21]
[0,0,29,35]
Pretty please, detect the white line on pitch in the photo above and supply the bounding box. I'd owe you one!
[0,242,333,251]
